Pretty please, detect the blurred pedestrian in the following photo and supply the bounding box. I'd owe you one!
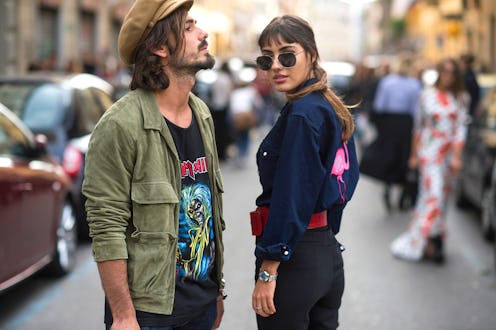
[82,0,226,329]
[210,61,234,161]
[82,50,97,75]
[65,59,83,73]
[41,52,58,71]
[113,60,132,86]
[229,68,262,167]
[250,15,359,329]
[391,58,469,263]
[459,53,480,117]
[359,56,422,211]
[252,68,279,129]
[347,62,379,147]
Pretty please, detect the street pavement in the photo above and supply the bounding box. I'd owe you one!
[1,131,495,330]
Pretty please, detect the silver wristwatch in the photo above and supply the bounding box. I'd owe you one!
[258,269,278,282]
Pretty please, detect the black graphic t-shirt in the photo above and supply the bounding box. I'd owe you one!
[122,115,218,327]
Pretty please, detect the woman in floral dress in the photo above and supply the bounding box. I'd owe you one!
[391,58,469,263]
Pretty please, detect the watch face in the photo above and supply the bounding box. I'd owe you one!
[258,270,270,282]
[259,270,269,282]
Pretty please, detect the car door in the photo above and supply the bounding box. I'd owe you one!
[0,152,24,287]
[465,88,496,204]
[0,111,55,287]
[461,118,487,204]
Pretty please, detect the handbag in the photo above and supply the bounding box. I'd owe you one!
[232,110,257,131]
[399,167,419,210]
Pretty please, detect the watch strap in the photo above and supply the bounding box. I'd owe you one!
[259,269,278,282]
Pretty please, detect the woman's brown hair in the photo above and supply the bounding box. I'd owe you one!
[130,7,188,91]
[434,57,465,97]
[258,15,355,141]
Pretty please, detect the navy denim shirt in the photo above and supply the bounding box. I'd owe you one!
[255,79,359,261]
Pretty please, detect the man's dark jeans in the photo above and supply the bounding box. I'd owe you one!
[105,300,217,330]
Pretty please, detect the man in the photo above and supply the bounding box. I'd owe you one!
[82,1,226,329]
[460,53,480,117]
[209,61,234,161]
[359,56,422,211]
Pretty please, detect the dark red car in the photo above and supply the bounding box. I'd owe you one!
[0,102,77,293]
[0,72,114,240]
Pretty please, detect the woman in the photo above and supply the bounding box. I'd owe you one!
[391,58,469,263]
[250,15,359,329]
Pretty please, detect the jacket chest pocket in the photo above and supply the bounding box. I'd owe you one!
[131,181,179,233]
[258,141,280,184]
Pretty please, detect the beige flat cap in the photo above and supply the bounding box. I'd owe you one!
[118,0,194,65]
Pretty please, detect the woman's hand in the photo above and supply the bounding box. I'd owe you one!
[450,155,463,174]
[252,260,279,317]
[252,280,277,317]
[408,154,418,170]
[251,260,280,317]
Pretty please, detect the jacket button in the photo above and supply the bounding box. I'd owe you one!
[263,151,267,156]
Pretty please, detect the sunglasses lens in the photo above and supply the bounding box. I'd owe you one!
[256,53,298,70]
[256,56,273,71]
[278,53,297,67]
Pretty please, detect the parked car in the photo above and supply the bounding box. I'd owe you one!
[0,102,77,293]
[489,162,496,271]
[455,74,496,240]
[0,73,114,239]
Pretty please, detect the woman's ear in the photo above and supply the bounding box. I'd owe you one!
[310,51,318,64]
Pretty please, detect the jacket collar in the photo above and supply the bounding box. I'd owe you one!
[138,89,210,129]
[137,89,213,161]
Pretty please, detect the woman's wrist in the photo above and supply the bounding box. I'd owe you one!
[260,260,280,274]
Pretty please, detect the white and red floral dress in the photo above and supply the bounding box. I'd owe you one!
[391,87,468,261]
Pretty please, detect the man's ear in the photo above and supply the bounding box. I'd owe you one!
[153,46,168,59]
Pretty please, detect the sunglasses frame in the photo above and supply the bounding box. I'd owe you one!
[256,51,303,71]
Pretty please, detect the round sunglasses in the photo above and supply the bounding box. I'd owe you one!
[256,51,303,71]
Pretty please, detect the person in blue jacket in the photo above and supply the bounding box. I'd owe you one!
[250,15,359,330]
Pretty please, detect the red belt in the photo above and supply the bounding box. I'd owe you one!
[250,206,327,236]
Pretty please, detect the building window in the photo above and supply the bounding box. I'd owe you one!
[37,6,58,68]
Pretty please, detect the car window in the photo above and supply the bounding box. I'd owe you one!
[0,83,34,118]
[0,83,64,132]
[22,84,64,131]
[0,112,30,157]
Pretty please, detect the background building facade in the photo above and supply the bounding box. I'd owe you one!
[403,0,495,71]
[0,0,494,75]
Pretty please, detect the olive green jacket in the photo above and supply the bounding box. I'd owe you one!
[82,89,225,315]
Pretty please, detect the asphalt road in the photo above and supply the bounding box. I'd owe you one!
[1,133,495,330]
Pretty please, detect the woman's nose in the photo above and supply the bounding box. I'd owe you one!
[271,55,283,69]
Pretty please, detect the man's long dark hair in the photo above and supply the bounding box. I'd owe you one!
[130,7,188,91]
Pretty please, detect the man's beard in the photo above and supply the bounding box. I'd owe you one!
[198,53,216,70]
[170,53,215,76]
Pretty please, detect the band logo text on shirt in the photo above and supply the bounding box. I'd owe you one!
[181,157,208,180]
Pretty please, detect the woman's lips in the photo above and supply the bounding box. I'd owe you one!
[273,74,287,84]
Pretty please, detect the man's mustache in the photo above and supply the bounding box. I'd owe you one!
[198,40,208,50]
